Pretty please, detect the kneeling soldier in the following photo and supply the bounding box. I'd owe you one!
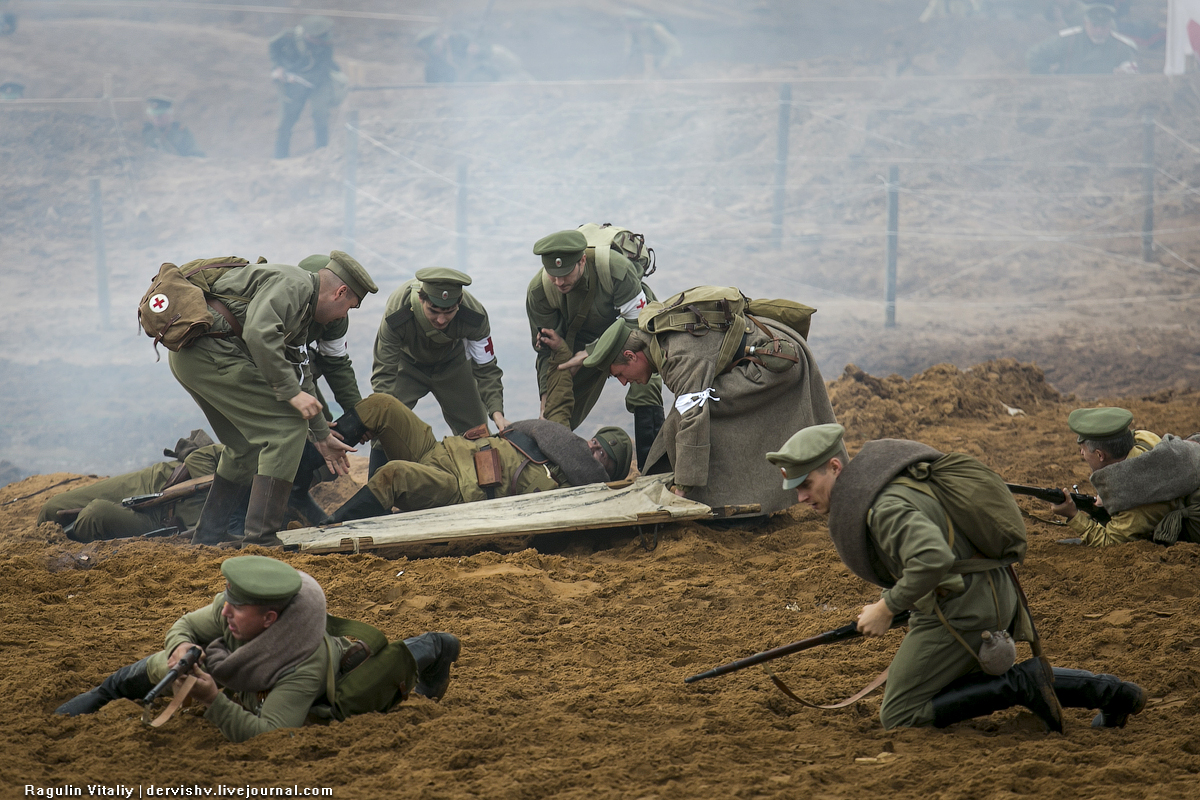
[769,424,1146,731]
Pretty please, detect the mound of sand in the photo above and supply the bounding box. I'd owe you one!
[830,358,1064,444]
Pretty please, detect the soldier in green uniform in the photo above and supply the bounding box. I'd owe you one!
[37,432,221,542]
[772,424,1146,731]
[322,393,632,522]
[141,96,204,157]
[526,230,664,468]
[55,556,461,741]
[1046,407,1175,546]
[270,15,345,158]
[1027,3,1138,74]
[584,298,836,516]
[298,253,365,421]
[372,268,508,446]
[169,252,376,548]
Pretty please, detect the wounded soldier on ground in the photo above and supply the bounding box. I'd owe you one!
[38,430,331,542]
[1047,407,1200,547]
[320,393,633,523]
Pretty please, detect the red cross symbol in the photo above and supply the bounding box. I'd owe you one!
[484,337,495,356]
[151,295,167,310]
[635,298,646,309]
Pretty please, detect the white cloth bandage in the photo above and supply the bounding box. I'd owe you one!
[617,291,648,321]
[316,335,349,358]
[464,337,496,364]
[674,388,719,415]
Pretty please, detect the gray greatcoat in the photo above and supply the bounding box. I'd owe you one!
[642,318,839,515]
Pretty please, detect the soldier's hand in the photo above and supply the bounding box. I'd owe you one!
[168,642,202,669]
[537,328,564,350]
[187,668,219,706]
[856,598,894,637]
[559,350,588,376]
[288,391,323,420]
[492,412,511,432]
[1049,487,1077,520]
[316,434,354,476]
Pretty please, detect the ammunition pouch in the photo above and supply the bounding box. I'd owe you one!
[473,445,503,500]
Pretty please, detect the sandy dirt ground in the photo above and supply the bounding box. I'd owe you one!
[2,1,1200,797]
[3,361,1200,800]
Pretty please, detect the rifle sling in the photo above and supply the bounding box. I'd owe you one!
[145,674,197,728]
[767,667,890,710]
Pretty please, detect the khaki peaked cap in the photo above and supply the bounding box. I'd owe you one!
[325,250,377,300]
[416,267,472,308]
[594,426,633,481]
[582,319,638,372]
[1068,407,1133,443]
[533,230,588,277]
[766,423,845,489]
[221,555,302,606]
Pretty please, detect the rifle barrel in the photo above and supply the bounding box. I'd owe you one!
[684,611,911,684]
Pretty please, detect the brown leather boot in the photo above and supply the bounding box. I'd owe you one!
[240,475,293,548]
[190,474,252,546]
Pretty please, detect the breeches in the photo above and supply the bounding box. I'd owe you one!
[169,345,308,483]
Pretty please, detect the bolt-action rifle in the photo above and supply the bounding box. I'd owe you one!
[685,610,911,684]
[1005,483,1111,525]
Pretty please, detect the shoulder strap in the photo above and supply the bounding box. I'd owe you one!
[385,305,415,332]
[563,262,599,350]
[456,305,485,328]
[592,246,614,297]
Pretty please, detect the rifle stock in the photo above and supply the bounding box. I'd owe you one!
[122,475,214,511]
[684,610,911,684]
[1005,483,1111,525]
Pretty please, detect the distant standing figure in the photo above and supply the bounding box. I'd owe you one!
[142,96,205,158]
[622,10,682,78]
[270,15,346,158]
[1027,3,1138,73]
[0,80,24,100]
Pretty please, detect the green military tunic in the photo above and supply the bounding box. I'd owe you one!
[142,121,204,157]
[869,481,1023,729]
[37,445,222,541]
[641,318,838,515]
[168,263,325,484]
[525,250,662,429]
[1027,28,1138,74]
[355,394,563,512]
[146,592,349,743]
[1068,431,1173,546]
[372,280,505,435]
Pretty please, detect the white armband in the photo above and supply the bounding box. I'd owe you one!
[674,388,719,415]
[617,291,648,321]
[316,335,349,358]
[464,336,496,364]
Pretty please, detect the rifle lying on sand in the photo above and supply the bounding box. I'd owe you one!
[685,610,912,684]
[142,645,202,727]
[1006,483,1111,525]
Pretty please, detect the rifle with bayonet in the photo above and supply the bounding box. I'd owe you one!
[141,645,202,727]
[685,610,911,684]
[1005,483,1111,525]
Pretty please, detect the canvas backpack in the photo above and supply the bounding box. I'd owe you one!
[137,256,253,358]
[539,222,656,315]
[637,285,816,375]
[888,453,1028,574]
[313,615,419,721]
